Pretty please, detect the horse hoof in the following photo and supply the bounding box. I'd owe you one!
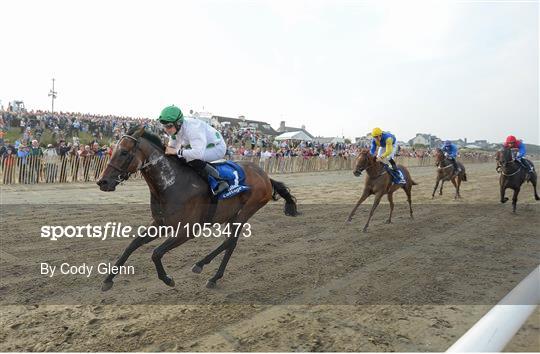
[206,280,217,289]
[101,281,114,292]
[164,276,175,287]
[362,228,368,233]
[191,264,203,274]
[501,198,509,203]
[345,219,352,225]
[385,220,392,224]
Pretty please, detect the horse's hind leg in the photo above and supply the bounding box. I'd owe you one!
[451,178,459,199]
[102,222,158,291]
[404,185,414,219]
[512,187,520,213]
[206,229,241,288]
[385,192,394,224]
[531,174,540,200]
[192,238,231,274]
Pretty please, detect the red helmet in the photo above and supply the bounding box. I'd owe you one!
[505,135,517,144]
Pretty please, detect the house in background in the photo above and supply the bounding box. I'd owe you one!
[355,133,372,148]
[314,136,346,144]
[213,115,280,136]
[408,133,441,148]
[277,121,315,140]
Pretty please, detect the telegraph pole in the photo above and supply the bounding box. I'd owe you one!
[48,78,57,113]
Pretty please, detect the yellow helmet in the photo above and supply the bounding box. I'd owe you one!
[372,127,383,137]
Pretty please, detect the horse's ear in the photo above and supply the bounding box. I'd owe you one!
[133,126,145,138]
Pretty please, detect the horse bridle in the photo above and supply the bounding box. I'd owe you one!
[497,160,522,176]
[496,151,522,177]
[354,154,387,179]
[107,134,163,183]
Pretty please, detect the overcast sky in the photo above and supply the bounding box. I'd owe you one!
[1,0,538,143]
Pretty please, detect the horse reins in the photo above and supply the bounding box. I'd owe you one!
[107,134,162,183]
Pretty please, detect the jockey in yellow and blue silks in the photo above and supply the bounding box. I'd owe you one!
[370,127,403,178]
[441,140,462,174]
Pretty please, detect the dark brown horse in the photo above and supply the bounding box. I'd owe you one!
[432,148,467,199]
[496,147,539,212]
[97,126,298,290]
[346,149,417,232]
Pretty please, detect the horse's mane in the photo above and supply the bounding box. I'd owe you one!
[127,125,164,150]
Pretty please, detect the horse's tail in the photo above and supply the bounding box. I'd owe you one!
[462,172,468,182]
[411,180,418,186]
[270,179,298,216]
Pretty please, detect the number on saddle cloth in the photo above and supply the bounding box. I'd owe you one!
[207,161,250,199]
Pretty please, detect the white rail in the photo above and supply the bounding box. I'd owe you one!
[447,265,540,352]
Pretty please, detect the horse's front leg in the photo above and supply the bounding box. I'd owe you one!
[512,187,520,213]
[500,179,509,203]
[432,176,441,199]
[152,233,189,287]
[363,192,384,233]
[439,180,445,195]
[346,189,371,223]
[102,220,158,291]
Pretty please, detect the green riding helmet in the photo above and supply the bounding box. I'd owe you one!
[159,105,184,124]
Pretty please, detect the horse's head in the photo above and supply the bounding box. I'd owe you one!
[496,147,516,172]
[97,127,148,191]
[353,149,376,177]
[434,148,445,166]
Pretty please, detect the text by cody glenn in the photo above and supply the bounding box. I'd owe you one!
[40,262,134,278]
[40,222,252,241]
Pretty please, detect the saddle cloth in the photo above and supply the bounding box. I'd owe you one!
[208,160,250,199]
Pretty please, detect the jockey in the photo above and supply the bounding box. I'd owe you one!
[504,135,533,172]
[160,105,229,195]
[441,140,462,174]
[370,127,404,182]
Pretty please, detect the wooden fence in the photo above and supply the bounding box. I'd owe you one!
[0,154,494,185]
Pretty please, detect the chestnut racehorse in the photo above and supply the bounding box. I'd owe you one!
[347,149,417,232]
[432,148,467,199]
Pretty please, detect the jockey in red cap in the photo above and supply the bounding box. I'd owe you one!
[503,135,533,173]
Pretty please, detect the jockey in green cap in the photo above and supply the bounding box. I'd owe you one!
[159,105,229,195]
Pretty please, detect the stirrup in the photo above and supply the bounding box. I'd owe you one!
[212,181,229,195]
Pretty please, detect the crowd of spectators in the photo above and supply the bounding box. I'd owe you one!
[0,107,499,184]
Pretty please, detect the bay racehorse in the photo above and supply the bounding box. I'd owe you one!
[496,147,539,212]
[346,149,417,232]
[432,148,467,199]
[97,126,298,290]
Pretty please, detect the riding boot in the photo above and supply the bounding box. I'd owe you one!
[389,158,398,171]
[204,164,230,194]
[521,159,534,173]
[389,158,404,183]
[188,160,229,195]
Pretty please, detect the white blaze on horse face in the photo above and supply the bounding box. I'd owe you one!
[156,157,176,190]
